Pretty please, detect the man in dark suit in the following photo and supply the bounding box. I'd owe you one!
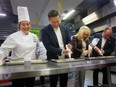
[90,27,115,87]
[41,10,72,87]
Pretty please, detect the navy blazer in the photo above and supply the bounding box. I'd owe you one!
[91,33,115,57]
[42,24,71,60]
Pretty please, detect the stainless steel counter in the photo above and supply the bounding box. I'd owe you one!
[0,56,116,87]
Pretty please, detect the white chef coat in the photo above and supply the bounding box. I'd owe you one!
[0,31,47,61]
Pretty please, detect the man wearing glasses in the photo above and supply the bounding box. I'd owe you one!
[89,27,115,87]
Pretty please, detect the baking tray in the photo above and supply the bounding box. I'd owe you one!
[85,56,116,60]
[4,60,47,65]
[51,58,85,63]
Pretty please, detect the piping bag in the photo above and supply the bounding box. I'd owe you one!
[66,45,72,60]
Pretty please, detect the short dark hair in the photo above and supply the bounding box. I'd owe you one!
[104,27,112,31]
[48,10,59,18]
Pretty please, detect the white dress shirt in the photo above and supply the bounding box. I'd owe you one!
[101,37,107,49]
[54,27,65,59]
[54,27,64,50]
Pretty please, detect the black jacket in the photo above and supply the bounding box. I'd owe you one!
[71,36,89,58]
[42,24,71,60]
[91,33,115,57]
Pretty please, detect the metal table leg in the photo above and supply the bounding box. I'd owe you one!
[107,67,112,87]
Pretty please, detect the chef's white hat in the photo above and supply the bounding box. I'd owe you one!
[17,6,30,22]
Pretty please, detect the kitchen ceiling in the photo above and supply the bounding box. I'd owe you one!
[10,0,83,27]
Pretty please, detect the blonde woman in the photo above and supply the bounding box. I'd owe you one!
[71,26,91,87]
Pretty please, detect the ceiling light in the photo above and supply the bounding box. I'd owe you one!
[113,0,116,6]
[0,13,6,16]
[63,9,75,20]
[0,5,6,17]
[82,12,98,25]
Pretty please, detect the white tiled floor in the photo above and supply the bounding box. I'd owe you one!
[67,70,93,87]
[34,70,116,87]
[69,70,116,87]
[84,70,116,87]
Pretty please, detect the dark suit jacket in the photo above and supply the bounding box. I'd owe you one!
[91,33,115,57]
[71,36,89,58]
[41,24,71,60]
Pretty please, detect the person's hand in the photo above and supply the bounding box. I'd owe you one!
[66,44,72,50]
[101,49,105,54]
[88,45,93,57]
[63,49,70,56]
[94,46,103,56]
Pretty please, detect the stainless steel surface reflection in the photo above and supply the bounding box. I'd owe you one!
[24,61,31,70]
[0,56,115,80]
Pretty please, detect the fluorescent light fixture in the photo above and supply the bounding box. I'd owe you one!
[0,13,6,16]
[113,0,116,6]
[63,9,75,20]
[82,12,98,25]
[94,25,108,32]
